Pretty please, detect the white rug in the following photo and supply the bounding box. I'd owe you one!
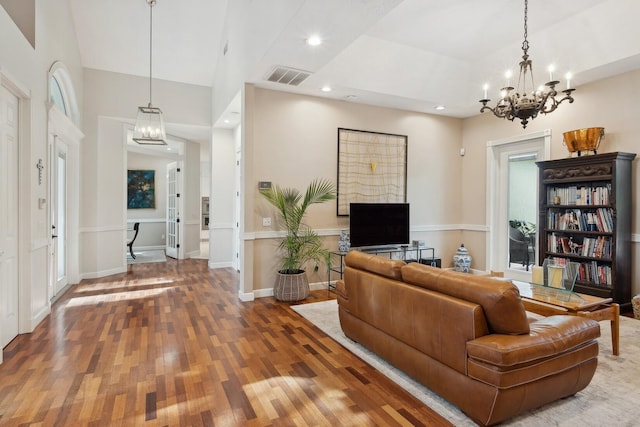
[127,249,167,264]
[292,300,640,426]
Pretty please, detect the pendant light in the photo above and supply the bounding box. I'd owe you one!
[133,0,167,145]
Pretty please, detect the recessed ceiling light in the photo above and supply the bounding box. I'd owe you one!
[321,86,332,92]
[224,119,230,124]
[306,35,322,46]
[435,105,446,111]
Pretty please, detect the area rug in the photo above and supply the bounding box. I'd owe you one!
[127,249,167,264]
[292,300,640,426]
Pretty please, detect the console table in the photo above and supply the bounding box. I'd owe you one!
[327,246,436,294]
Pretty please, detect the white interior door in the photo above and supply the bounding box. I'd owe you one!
[50,139,68,297]
[166,162,182,259]
[0,85,19,350]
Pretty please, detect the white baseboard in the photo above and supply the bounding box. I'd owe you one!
[80,266,126,280]
[29,305,50,333]
[238,290,256,301]
[134,245,165,251]
[185,250,200,259]
[209,261,233,269]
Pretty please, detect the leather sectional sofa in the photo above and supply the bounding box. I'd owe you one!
[336,251,601,426]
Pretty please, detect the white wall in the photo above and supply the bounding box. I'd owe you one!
[211,1,301,124]
[81,69,211,277]
[209,128,236,268]
[0,0,83,336]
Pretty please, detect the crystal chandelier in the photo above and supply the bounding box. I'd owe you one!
[479,0,575,129]
[133,0,167,145]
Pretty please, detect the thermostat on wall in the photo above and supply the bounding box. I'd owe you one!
[258,181,272,190]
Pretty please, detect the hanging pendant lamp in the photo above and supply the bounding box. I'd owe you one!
[133,0,167,145]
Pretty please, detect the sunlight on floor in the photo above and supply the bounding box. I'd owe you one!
[243,377,369,424]
[65,286,174,307]
[73,277,178,293]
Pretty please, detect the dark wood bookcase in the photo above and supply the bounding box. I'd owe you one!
[536,152,636,308]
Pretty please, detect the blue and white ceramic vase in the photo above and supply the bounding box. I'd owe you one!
[453,243,472,273]
[338,230,350,253]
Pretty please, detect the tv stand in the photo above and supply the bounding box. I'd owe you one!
[327,245,435,294]
[358,244,408,253]
[358,245,428,261]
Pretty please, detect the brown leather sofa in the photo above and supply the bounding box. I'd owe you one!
[336,251,600,426]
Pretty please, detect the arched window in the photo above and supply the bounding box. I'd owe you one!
[48,61,79,126]
[50,75,67,115]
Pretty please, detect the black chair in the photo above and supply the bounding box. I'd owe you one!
[127,222,140,259]
[509,226,535,270]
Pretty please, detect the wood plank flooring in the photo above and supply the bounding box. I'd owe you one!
[0,258,452,426]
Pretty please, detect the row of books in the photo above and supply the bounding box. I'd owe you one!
[547,184,611,206]
[546,208,614,232]
[547,257,612,287]
[578,261,612,287]
[581,236,612,259]
[547,233,612,259]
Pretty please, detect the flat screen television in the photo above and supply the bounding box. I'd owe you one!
[349,203,410,248]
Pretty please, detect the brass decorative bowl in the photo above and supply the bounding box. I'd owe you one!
[563,127,605,155]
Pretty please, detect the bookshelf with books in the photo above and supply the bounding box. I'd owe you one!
[537,152,636,308]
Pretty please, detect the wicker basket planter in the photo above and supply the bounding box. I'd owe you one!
[274,270,310,302]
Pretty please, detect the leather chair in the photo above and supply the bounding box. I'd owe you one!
[127,222,140,259]
[509,226,535,270]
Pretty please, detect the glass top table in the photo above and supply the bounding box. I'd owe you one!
[512,280,619,356]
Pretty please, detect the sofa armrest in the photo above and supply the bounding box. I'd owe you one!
[467,315,600,367]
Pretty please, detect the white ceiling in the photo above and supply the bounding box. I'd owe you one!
[69,0,640,139]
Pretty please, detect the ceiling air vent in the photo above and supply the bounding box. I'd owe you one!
[266,66,311,86]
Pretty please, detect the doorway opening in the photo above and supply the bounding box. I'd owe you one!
[487,130,551,282]
[507,153,537,272]
[125,130,186,262]
[47,62,82,305]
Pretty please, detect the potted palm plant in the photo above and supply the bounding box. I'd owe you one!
[260,178,337,301]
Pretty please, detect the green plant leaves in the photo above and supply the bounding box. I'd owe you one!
[260,178,337,272]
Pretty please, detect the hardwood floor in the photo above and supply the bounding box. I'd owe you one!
[0,259,452,426]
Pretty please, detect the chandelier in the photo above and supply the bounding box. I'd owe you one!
[479,0,575,129]
[133,0,167,145]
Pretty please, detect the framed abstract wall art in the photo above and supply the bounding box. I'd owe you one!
[337,128,407,216]
[127,169,156,209]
